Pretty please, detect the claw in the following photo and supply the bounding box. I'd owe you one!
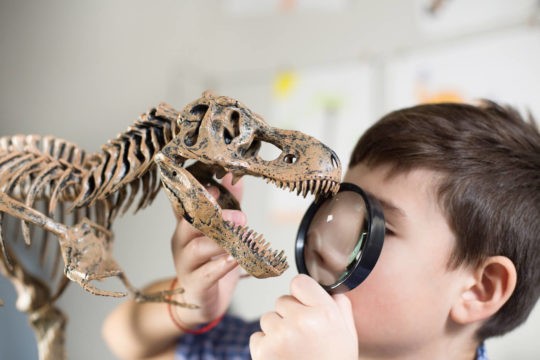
[59,219,128,298]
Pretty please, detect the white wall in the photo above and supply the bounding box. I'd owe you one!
[0,1,539,359]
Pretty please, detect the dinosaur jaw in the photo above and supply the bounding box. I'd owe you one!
[155,152,289,278]
[212,165,341,199]
[214,219,288,278]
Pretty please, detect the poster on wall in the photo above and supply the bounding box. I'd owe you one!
[385,27,540,117]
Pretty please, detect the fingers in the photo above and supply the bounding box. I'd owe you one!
[172,207,246,280]
[169,172,240,221]
[249,312,282,360]
[172,218,202,248]
[222,209,246,227]
[250,277,359,360]
[173,209,246,249]
[333,293,356,334]
[256,276,331,328]
[251,310,285,360]
[259,310,283,333]
[289,274,332,307]
[175,235,227,270]
[221,173,244,203]
[189,254,239,291]
[272,295,299,319]
[249,331,265,360]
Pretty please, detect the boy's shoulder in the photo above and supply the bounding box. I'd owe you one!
[476,343,488,360]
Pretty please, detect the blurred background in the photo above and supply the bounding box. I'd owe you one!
[0,0,539,359]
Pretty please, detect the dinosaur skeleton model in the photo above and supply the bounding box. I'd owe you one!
[0,91,341,359]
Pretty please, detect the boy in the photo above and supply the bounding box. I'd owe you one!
[103,100,540,359]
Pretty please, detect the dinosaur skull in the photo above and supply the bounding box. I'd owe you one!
[157,91,342,278]
[164,91,341,193]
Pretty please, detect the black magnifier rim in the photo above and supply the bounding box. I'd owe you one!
[295,182,385,294]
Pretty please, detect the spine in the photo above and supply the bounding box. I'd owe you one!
[74,104,181,214]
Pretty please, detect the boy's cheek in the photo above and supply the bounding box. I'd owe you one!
[345,240,452,338]
[345,242,422,316]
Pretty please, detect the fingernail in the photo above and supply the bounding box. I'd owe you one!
[223,210,246,225]
[207,186,220,200]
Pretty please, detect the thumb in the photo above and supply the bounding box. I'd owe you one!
[290,274,334,307]
[222,209,247,227]
[333,293,357,336]
[222,172,244,203]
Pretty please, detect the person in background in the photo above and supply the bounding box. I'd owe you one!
[103,100,540,360]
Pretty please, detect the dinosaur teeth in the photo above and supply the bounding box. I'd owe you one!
[301,181,309,198]
[215,167,227,179]
[243,229,254,242]
[271,250,286,267]
[325,180,333,194]
[232,222,287,270]
[313,179,321,194]
[321,180,327,194]
[309,179,316,194]
[263,176,339,197]
[231,174,242,185]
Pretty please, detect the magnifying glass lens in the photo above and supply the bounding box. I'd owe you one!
[296,182,385,293]
[304,191,368,286]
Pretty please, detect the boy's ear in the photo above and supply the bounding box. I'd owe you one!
[450,256,517,325]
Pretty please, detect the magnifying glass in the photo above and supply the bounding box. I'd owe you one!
[295,183,385,294]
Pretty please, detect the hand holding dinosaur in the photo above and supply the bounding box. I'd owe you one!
[170,173,246,328]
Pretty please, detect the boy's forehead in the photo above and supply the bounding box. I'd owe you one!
[345,162,444,215]
[346,162,441,187]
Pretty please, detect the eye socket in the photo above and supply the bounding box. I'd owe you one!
[283,154,297,164]
[231,111,240,137]
[172,171,178,177]
[190,104,209,117]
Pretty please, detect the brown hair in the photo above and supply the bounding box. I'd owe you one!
[350,101,540,340]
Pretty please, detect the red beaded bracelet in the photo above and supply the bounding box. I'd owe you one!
[167,278,224,335]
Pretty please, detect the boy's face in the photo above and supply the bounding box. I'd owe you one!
[344,163,471,355]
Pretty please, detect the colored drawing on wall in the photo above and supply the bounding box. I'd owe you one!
[273,70,298,99]
[385,27,540,117]
[414,72,465,104]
